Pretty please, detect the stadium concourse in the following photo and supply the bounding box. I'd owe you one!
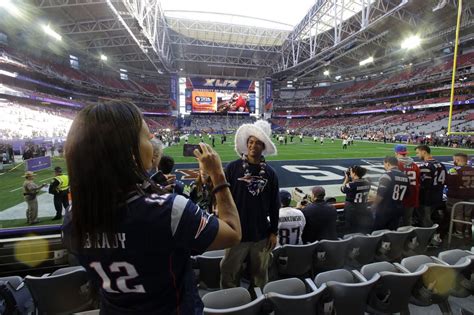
[0,0,474,314]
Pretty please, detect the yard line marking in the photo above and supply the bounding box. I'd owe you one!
[9,187,23,192]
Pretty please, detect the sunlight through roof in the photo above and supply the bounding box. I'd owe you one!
[161,0,316,31]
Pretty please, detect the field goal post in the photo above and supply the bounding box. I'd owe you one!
[447,0,473,136]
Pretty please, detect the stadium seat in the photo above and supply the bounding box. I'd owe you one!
[276,241,318,278]
[438,249,474,295]
[345,234,383,268]
[262,277,326,315]
[25,267,96,314]
[313,238,351,274]
[398,224,438,255]
[0,276,34,314]
[196,250,225,290]
[372,229,412,262]
[202,287,266,315]
[401,255,470,313]
[361,261,427,314]
[313,269,379,315]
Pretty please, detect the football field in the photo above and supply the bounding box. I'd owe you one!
[0,137,472,228]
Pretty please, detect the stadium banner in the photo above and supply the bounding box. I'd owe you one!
[169,75,178,110]
[192,90,217,113]
[187,77,254,91]
[25,156,51,172]
[264,78,273,112]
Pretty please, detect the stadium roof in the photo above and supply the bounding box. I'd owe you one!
[3,0,473,81]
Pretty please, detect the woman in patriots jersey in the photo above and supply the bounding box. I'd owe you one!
[341,165,372,233]
[62,101,241,315]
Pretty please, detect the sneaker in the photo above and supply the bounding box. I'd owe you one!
[430,233,443,246]
[52,215,62,220]
[452,232,464,239]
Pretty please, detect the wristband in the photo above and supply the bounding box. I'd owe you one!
[212,182,231,195]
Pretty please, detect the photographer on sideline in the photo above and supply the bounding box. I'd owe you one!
[301,186,337,243]
[341,166,372,233]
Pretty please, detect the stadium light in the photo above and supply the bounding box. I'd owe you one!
[0,0,20,16]
[401,35,421,50]
[100,54,108,61]
[323,70,329,76]
[335,75,341,80]
[359,56,374,66]
[42,24,62,41]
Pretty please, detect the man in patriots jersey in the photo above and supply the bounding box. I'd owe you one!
[446,153,474,238]
[62,101,241,314]
[395,144,420,226]
[277,190,306,245]
[373,156,409,230]
[415,145,447,227]
[341,165,372,233]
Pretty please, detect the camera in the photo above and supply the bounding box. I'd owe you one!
[345,167,351,176]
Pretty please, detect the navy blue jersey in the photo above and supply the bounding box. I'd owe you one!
[376,169,409,211]
[341,179,371,203]
[419,159,447,207]
[62,192,219,314]
[225,159,280,242]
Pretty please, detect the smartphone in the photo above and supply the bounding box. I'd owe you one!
[150,170,167,185]
[183,144,202,157]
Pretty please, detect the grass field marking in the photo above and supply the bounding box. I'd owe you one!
[9,187,23,193]
[39,177,54,183]
[7,161,24,172]
[8,177,53,193]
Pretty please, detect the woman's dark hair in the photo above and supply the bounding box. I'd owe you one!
[65,101,150,247]
[351,165,367,178]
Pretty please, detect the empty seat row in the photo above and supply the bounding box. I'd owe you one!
[202,249,474,315]
[192,225,438,295]
[0,266,97,314]
[270,225,438,279]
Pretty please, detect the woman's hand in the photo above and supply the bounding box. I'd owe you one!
[193,143,225,183]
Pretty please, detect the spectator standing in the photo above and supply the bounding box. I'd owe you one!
[372,156,409,230]
[49,166,70,220]
[23,171,47,224]
[301,186,337,243]
[446,153,474,238]
[62,101,241,314]
[415,145,447,227]
[278,190,306,246]
[395,144,420,226]
[340,166,372,233]
[220,120,280,290]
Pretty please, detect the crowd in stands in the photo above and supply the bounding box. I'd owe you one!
[0,101,73,140]
[181,115,256,133]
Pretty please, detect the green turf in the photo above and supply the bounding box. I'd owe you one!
[0,217,62,229]
[1,139,472,220]
[164,137,474,163]
[0,157,67,212]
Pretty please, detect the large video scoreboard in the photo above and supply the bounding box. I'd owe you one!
[185,77,256,114]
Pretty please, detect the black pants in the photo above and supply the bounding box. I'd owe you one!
[345,202,373,234]
[374,206,403,230]
[54,191,69,217]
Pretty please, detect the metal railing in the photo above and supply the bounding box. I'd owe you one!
[447,201,474,248]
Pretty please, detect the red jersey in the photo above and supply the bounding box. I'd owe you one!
[398,158,420,208]
[446,165,474,199]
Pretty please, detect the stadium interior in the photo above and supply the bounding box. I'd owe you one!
[0,0,474,314]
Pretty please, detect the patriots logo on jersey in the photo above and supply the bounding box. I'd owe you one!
[237,175,268,196]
